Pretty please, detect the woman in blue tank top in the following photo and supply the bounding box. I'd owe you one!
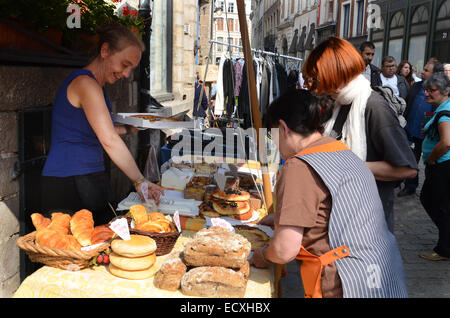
[42,22,164,225]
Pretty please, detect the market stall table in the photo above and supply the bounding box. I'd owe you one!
[13,230,276,298]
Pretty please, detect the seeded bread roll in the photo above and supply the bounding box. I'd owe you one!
[183,227,251,268]
[154,251,187,291]
[181,266,248,298]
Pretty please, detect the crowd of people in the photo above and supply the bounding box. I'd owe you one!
[250,37,450,297]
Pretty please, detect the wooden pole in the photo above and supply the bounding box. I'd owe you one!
[235,0,273,215]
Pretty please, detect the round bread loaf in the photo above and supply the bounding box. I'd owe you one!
[111,235,157,257]
[109,252,156,271]
[109,263,158,280]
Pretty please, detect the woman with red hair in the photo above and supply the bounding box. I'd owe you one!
[303,37,418,233]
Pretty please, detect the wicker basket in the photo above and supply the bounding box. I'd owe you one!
[130,228,180,256]
[16,232,109,271]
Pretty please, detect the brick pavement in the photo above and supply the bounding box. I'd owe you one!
[280,162,450,298]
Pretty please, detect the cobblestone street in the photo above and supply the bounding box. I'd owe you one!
[281,163,450,298]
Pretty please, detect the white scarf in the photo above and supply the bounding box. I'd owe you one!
[324,75,372,161]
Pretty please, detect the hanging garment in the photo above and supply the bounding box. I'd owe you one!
[237,61,257,129]
[214,53,227,115]
[234,58,244,97]
[222,58,236,116]
[260,60,271,117]
[275,61,288,97]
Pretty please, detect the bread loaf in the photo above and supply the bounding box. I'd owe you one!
[109,263,158,280]
[30,213,51,231]
[234,225,270,250]
[154,251,187,291]
[183,227,251,268]
[109,252,156,271]
[181,266,248,298]
[70,210,94,247]
[111,235,157,257]
[91,225,115,245]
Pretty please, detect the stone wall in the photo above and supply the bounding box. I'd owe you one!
[0,65,138,297]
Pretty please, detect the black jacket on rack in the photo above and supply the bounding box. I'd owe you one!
[222,58,235,116]
[237,60,257,129]
[275,61,288,96]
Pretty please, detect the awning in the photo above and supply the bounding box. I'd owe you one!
[297,26,307,52]
[305,23,315,50]
[288,29,299,54]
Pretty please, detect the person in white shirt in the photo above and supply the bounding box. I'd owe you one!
[380,56,409,99]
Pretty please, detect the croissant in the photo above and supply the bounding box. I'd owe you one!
[35,228,82,251]
[70,209,95,247]
[129,205,148,227]
[30,213,51,231]
[91,225,115,245]
[47,213,71,235]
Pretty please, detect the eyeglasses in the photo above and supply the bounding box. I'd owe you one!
[424,88,439,94]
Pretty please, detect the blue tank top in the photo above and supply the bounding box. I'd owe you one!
[42,69,114,177]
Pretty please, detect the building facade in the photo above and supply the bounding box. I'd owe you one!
[212,0,252,65]
[370,0,450,71]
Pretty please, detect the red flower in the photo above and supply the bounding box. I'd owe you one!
[122,6,130,16]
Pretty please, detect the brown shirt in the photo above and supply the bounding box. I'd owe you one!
[274,136,343,298]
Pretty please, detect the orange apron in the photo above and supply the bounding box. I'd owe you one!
[296,245,350,298]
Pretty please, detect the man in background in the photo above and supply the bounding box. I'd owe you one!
[380,56,409,99]
[360,41,382,87]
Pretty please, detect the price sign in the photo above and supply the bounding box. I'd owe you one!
[211,217,235,232]
[109,218,131,241]
[173,211,182,233]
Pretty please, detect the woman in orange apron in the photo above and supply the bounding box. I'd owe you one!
[250,89,408,298]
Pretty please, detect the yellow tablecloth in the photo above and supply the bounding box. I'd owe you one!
[13,231,275,298]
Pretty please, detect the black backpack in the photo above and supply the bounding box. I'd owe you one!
[425,110,450,140]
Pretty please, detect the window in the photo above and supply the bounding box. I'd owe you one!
[388,11,404,63]
[217,18,223,31]
[408,35,426,73]
[356,0,365,36]
[216,1,224,11]
[342,3,351,38]
[388,38,402,63]
[372,41,383,68]
[150,0,172,96]
[227,2,234,13]
[227,18,234,32]
[217,36,223,51]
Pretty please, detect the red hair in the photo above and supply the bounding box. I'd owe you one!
[303,37,366,95]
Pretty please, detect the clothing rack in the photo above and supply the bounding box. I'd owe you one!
[209,40,304,63]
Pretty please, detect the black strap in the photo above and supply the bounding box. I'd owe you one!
[329,105,351,140]
[427,110,450,139]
